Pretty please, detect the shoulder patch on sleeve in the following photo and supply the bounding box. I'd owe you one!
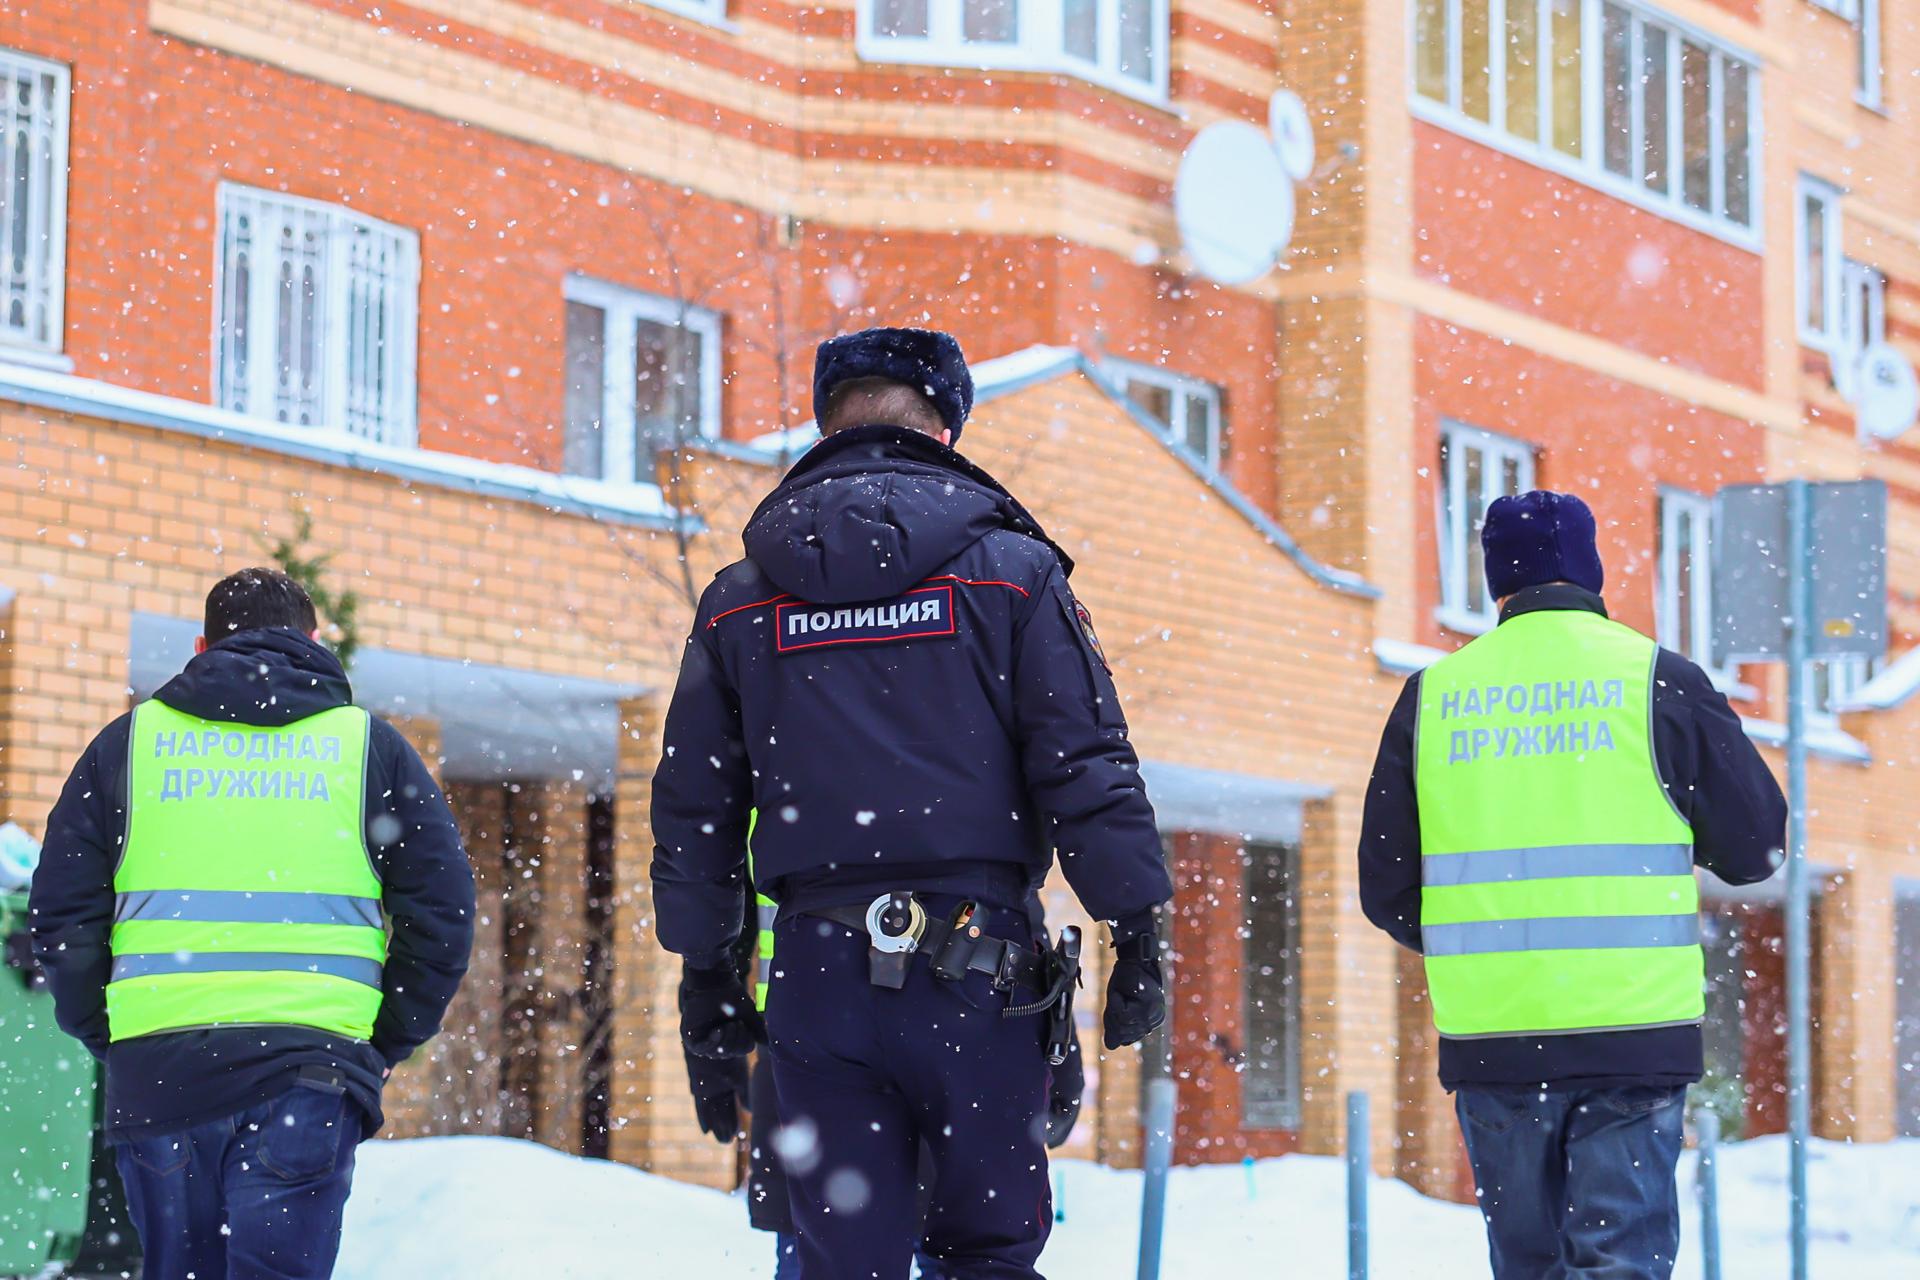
[1071,597,1110,673]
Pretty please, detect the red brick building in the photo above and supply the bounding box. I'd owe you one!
[1,0,1916,1203]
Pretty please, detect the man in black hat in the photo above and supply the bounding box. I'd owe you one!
[650,327,1172,1279]
[1358,490,1784,1280]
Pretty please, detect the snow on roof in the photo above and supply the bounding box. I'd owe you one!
[0,361,685,529]
[1367,635,1875,762]
[129,612,645,787]
[1137,760,1331,844]
[735,343,1379,599]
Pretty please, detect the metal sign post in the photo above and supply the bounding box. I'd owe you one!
[1714,477,1887,1280]
[1696,1108,1723,1280]
[1136,917,1175,1280]
[1346,1092,1370,1280]
[1783,480,1812,1280]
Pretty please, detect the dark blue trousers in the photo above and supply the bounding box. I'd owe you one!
[1455,1084,1687,1280]
[766,900,1052,1280]
[113,1080,362,1280]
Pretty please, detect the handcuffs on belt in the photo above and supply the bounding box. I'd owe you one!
[829,891,1082,1066]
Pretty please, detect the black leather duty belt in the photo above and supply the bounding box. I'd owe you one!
[802,894,1052,996]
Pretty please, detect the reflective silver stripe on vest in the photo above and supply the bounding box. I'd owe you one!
[1423,914,1700,957]
[1421,843,1692,887]
[109,952,384,987]
[114,890,382,928]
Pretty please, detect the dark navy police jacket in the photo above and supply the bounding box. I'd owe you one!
[30,629,476,1139]
[1359,584,1787,1091]
[651,425,1173,966]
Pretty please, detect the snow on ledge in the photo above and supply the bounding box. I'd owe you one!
[1739,716,1871,764]
[0,362,684,529]
[1374,638,1445,674]
[1837,643,1920,712]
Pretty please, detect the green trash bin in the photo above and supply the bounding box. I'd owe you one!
[0,887,96,1275]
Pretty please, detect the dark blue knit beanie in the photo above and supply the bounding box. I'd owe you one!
[1481,490,1605,600]
[812,327,974,442]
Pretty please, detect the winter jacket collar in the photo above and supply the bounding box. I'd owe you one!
[742,424,1071,604]
[1498,582,1609,624]
[153,629,353,727]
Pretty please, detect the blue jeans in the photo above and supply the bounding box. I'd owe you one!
[1455,1084,1687,1280]
[114,1080,361,1280]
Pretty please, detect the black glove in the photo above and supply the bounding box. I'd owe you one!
[683,1047,747,1143]
[1045,1025,1086,1148]
[679,961,765,1060]
[1103,935,1166,1050]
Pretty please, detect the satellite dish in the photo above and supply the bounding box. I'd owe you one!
[1175,92,1316,286]
[1269,91,1315,182]
[1854,342,1920,440]
[1175,123,1294,285]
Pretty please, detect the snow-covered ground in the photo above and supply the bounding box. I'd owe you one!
[336,1133,1920,1279]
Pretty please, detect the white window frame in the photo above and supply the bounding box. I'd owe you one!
[212,184,419,446]
[1241,841,1302,1132]
[1856,0,1883,109]
[1805,0,1859,21]
[857,0,1171,104]
[1656,487,1733,682]
[1105,358,1224,469]
[1437,421,1536,635]
[0,47,70,358]
[1808,653,1878,726]
[634,0,730,24]
[562,275,722,488]
[1832,257,1885,398]
[1408,0,1762,247]
[1795,175,1843,353]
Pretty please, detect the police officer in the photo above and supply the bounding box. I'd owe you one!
[1358,491,1785,1280]
[31,568,476,1280]
[652,327,1172,1279]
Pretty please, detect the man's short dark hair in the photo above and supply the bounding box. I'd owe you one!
[204,567,318,639]
[819,377,948,438]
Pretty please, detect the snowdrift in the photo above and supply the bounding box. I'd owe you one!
[336,1133,1920,1278]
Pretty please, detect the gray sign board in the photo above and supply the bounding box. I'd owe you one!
[1712,480,1888,665]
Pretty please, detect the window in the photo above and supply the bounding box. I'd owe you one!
[0,48,70,354]
[1796,176,1842,352]
[1413,0,1759,237]
[1242,842,1301,1130]
[215,186,418,444]
[1106,360,1223,468]
[860,0,1168,98]
[1857,0,1883,108]
[637,0,727,20]
[1806,0,1859,20]
[1697,907,1749,1136]
[562,276,721,486]
[1832,259,1886,398]
[1808,654,1878,723]
[1657,489,1719,673]
[1437,423,1535,632]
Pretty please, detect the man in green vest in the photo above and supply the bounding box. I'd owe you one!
[1358,491,1785,1280]
[31,568,476,1280]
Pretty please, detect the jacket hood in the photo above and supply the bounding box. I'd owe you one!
[741,425,1071,604]
[153,628,354,726]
